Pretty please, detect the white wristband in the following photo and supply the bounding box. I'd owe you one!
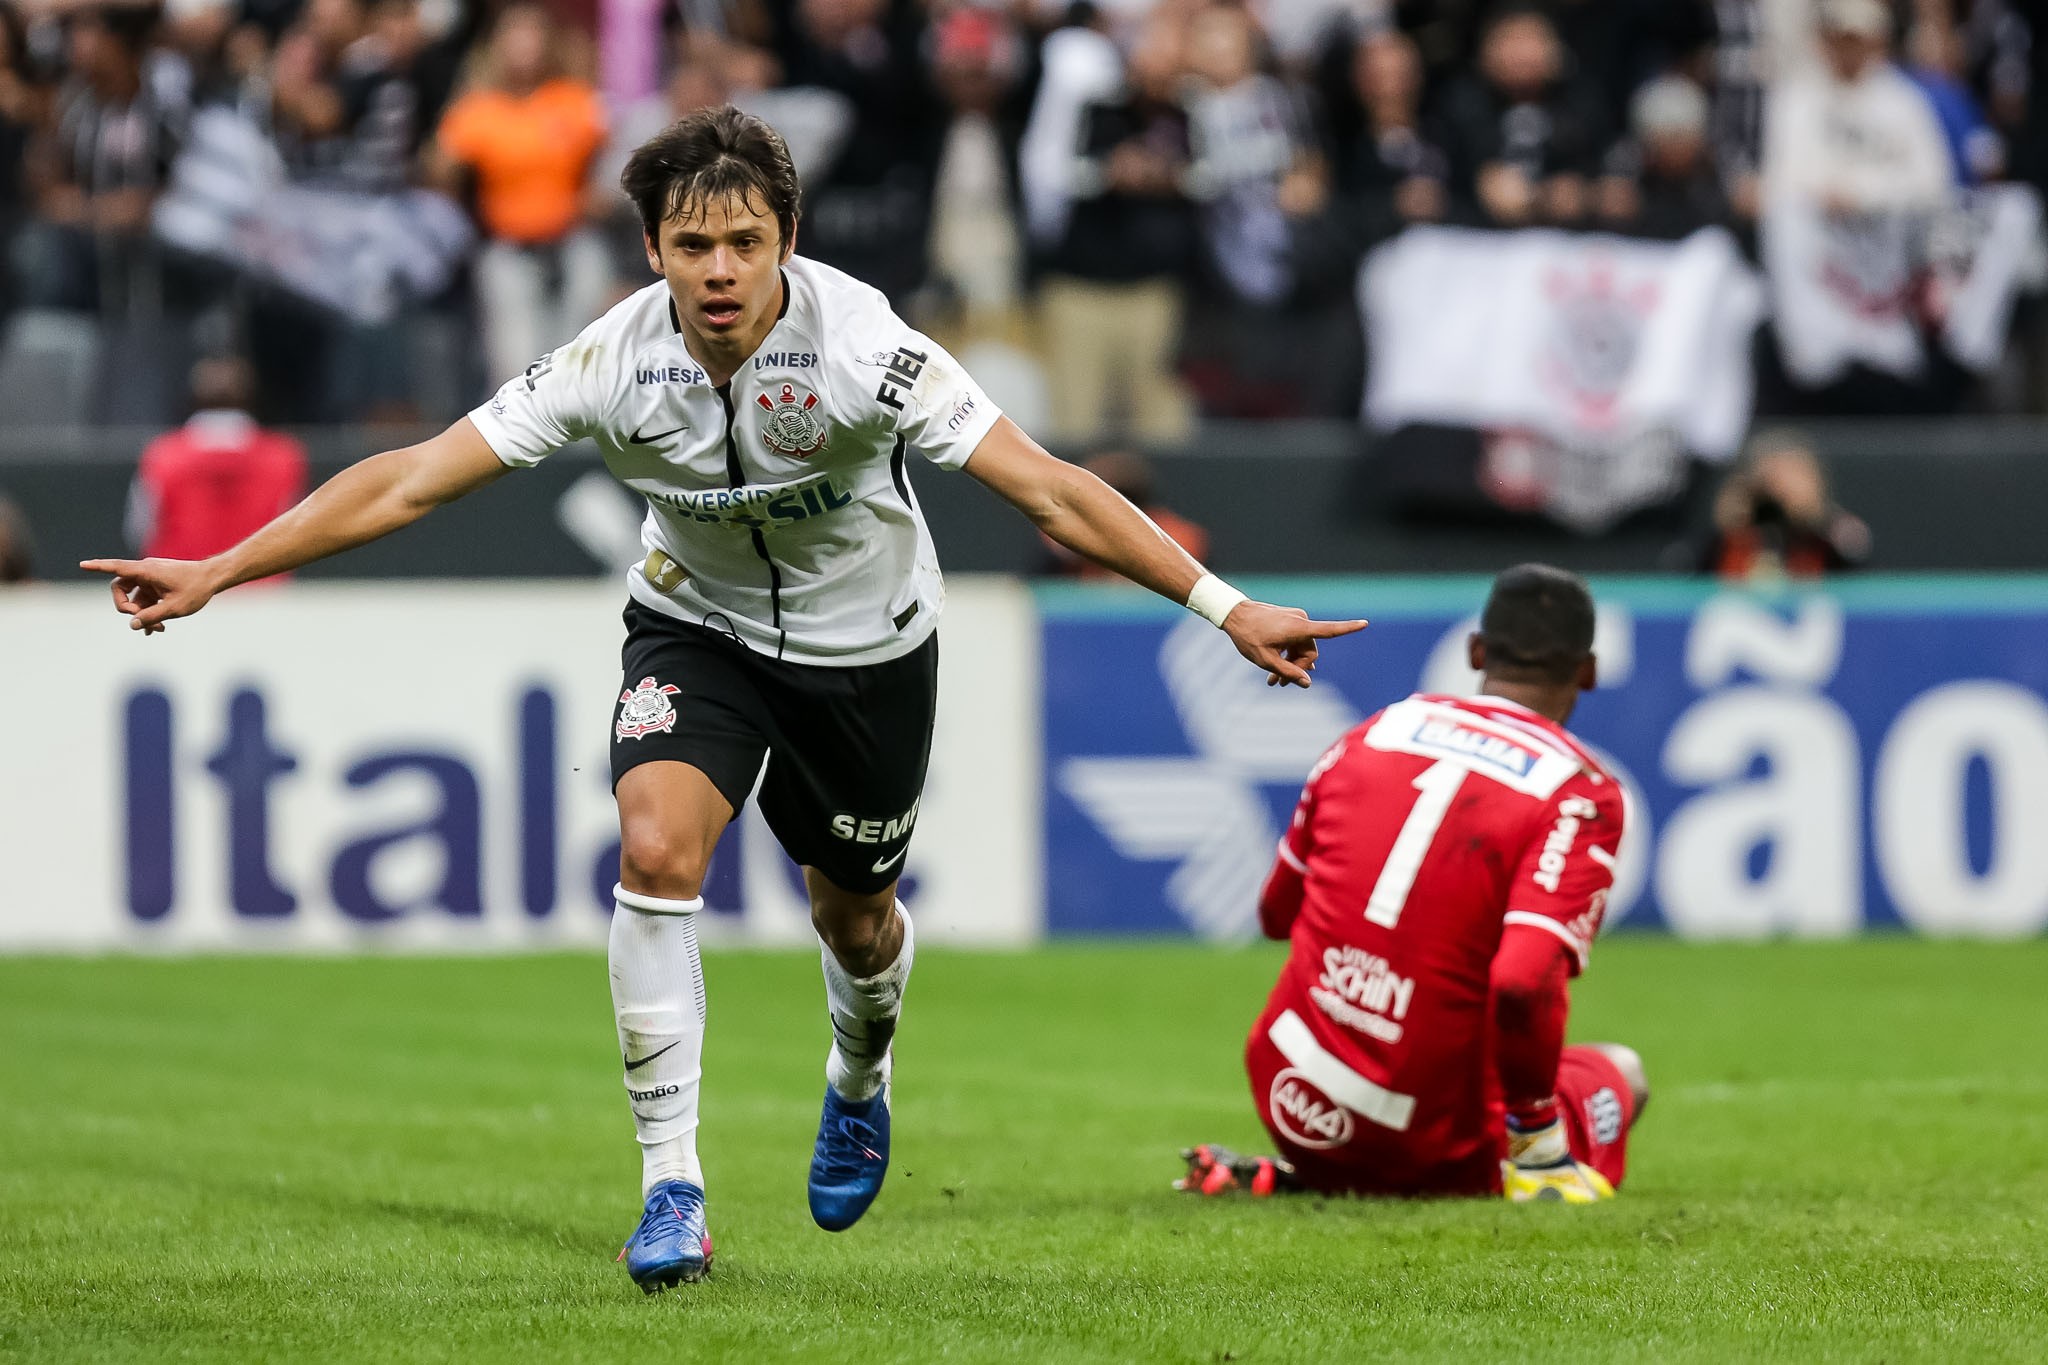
[1185,574,1248,628]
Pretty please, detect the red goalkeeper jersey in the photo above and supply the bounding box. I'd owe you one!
[1255,693,1625,1188]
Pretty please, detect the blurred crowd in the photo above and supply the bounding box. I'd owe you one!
[0,0,2041,432]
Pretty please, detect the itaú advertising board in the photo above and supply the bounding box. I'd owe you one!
[1041,577,2048,940]
[0,580,1040,951]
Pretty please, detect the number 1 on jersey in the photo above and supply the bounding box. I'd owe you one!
[1364,760,1467,929]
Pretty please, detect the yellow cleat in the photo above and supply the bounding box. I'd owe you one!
[1501,1159,1614,1204]
[1502,1116,1615,1203]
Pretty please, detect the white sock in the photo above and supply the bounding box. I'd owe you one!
[821,903,914,1103]
[609,884,707,1196]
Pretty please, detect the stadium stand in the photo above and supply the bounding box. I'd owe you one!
[0,0,2041,418]
[0,0,2043,549]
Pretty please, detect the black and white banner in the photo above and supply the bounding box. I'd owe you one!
[154,108,474,326]
[1361,227,1764,530]
[1763,183,2043,386]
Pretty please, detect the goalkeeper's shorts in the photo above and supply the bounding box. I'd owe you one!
[1552,1044,1637,1192]
[1244,1003,1637,1197]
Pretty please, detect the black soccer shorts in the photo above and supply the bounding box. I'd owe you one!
[608,603,938,894]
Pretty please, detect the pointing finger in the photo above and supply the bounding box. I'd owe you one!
[1302,618,1370,639]
[80,558,140,577]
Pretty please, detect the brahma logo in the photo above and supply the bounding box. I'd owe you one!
[1269,1068,1354,1150]
[1413,718,1540,777]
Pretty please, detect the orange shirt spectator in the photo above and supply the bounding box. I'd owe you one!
[438,76,608,244]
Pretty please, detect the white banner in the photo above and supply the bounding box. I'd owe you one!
[1361,226,1764,462]
[0,580,1040,951]
[1763,183,2042,385]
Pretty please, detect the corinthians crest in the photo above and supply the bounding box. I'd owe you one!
[757,382,829,457]
[1537,257,1659,423]
[616,676,681,742]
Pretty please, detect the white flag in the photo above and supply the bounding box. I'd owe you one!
[1362,225,1764,461]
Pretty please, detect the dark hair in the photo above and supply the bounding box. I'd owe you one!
[1483,2,1554,37]
[78,4,158,56]
[1479,563,1595,683]
[621,106,800,246]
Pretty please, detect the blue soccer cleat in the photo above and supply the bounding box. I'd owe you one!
[618,1179,713,1292]
[808,1084,890,1231]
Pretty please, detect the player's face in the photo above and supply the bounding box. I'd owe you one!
[646,192,793,346]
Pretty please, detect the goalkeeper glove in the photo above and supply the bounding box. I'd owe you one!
[1174,1144,1298,1197]
[1502,1115,1613,1204]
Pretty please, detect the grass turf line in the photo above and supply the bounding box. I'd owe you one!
[1,939,2044,1363]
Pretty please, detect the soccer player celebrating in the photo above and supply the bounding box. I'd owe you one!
[1178,565,1646,1204]
[81,107,1366,1290]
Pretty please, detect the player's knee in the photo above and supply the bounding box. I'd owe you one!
[618,823,710,901]
[808,883,896,964]
[1593,1042,1650,1119]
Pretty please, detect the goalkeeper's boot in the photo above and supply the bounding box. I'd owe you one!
[618,1179,713,1292]
[808,1081,891,1231]
[1175,1143,1297,1197]
[1502,1117,1614,1204]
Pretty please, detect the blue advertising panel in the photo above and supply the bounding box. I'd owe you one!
[1040,577,2048,939]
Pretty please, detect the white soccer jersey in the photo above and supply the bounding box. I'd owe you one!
[468,256,1002,665]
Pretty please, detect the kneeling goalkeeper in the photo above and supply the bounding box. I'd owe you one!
[1180,566,1648,1203]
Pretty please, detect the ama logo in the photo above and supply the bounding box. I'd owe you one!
[1268,1068,1354,1150]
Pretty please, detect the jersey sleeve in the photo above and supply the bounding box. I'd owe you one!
[841,295,1001,470]
[1504,776,1626,975]
[467,327,612,468]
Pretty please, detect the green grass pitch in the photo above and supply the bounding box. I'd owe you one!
[3,939,2045,1363]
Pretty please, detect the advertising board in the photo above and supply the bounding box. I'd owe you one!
[7,575,2044,949]
[0,580,1039,949]
[1044,577,2048,939]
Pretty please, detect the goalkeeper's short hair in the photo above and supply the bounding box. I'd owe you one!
[1479,564,1596,684]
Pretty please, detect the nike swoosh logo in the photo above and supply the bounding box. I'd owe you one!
[632,423,689,445]
[623,1040,680,1072]
[870,848,908,875]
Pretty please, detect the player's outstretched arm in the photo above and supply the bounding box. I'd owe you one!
[82,418,509,634]
[963,418,1366,686]
[1491,926,1611,1203]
